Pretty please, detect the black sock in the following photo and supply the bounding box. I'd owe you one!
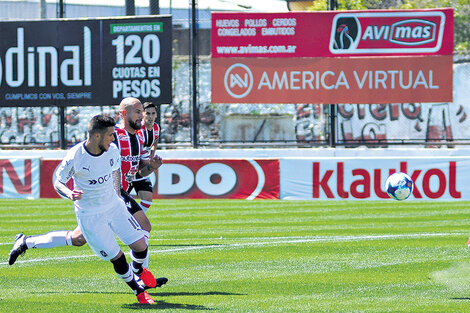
[131,248,148,274]
[111,253,145,295]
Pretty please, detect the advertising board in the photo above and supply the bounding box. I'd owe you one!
[211,9,453,104]
[40,159,280,200]
[0,16,172,106]
[212,9,453,58]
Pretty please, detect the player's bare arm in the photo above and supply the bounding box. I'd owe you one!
[149,142,157,159]
[53,179,83,201]
[112,169,122,196]
[138,155,162,177]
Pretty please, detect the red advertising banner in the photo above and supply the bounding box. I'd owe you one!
[40,159,280,200]
[211,55,452,104]
[211,9,453,58]
[155,159,279,199]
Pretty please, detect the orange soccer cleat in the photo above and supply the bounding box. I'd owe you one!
[138,267,157,288]
[136,291,155,304]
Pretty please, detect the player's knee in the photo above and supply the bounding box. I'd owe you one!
[142,194,153,202]
[130,238,147,252]
[72,234,87,246]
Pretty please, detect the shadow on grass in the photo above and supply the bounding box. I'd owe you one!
[451,297,470,300]
[29,290,246,297]
[149,291,246,297]
[122,300,215,310]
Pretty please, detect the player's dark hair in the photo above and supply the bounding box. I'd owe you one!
[88,115,116,135]
[143,102,156,111]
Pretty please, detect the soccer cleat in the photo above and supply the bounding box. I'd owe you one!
[467,236,470,248]
[156,277,168,288]
[136,291,155,304]
[8,233,28,265]
[138,267,157,288]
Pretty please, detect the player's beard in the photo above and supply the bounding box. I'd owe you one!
[98,143,108,152]
[98,137,109,152]
[128,118,142,131]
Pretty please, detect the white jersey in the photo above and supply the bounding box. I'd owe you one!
[55,141,122,216]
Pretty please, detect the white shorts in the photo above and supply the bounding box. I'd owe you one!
[76,200,144,261]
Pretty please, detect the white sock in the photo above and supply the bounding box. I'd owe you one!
[25,230,69,249]
[65,231,73,246]
[116,264,134,282]
[143,231,150,268]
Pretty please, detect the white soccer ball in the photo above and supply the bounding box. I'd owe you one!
[385,172,414,201]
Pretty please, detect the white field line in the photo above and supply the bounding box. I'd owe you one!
[0,232,464,266]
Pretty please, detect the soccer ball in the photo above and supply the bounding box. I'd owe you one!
[385,172,413,201]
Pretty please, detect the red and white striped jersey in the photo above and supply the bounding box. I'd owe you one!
[113,127,149,191]
[137,123,160,154]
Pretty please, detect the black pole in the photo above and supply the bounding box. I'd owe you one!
[59,106,67,149]
[150,0,160,15]
[328,105,336,147]
[58,0,64,18]
[57,0,66,149]
[190,0,199,148]
[328,0,336,147]
[126,0,135,15]
[329,0,336,10]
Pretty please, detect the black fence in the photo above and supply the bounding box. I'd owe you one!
[0,1,469,149]
[1,55,469,149]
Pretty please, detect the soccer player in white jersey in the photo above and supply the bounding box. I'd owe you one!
[10,115,157,304]
[60,115,156,303]
[9,99,166,280]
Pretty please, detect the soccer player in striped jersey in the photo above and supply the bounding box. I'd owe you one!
[129,102,161,213]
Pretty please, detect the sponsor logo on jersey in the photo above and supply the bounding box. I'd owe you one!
[121,155,141,162]
[88,173,112,185]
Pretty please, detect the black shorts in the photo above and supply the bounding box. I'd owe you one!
[120,189,142,215]
[128,177,153,194]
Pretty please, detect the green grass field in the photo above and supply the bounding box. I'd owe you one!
[1,199,470,312]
